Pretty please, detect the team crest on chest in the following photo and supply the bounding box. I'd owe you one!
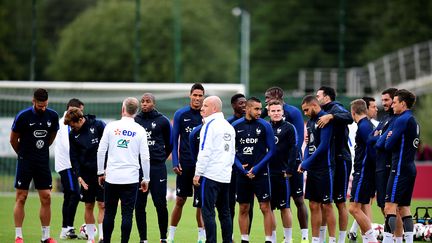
[152,122,156,129]
[90,127,95,134]
[256,128,261,135]
[277,128,282,134]
[47,120,51,127]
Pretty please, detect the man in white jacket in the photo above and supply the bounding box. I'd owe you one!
[193,96,236,243]
[97,97,150,243]
[55,98,84,239]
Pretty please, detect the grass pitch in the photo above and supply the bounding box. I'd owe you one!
[0,192,430,242]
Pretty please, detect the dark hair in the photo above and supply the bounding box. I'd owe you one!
[246,97,261,106]
[66,98,84,110]
[361,96,375,109]
[381,88,398,99]
[141,93,155,103]
[265,86,284,99]
[318,86,336,101]
[394,89,416,109]
[231,93,245,104]
[302,95,319,105]
[33,88,48,102]
[190,83,205,94]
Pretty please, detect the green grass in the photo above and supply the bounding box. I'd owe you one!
[0,192,430,242]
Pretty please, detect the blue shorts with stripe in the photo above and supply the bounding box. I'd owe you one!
[350,170,374,204]
[385,171,416,206]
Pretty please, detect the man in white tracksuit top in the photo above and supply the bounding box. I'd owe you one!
[54,98,84,239]
[97,97,150,243]
[193,96,236,243]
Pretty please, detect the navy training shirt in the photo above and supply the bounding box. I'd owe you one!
[69,115,105,177]
[189,124,203,161]
[353,117,376,179]
[302,110,334,171]
[232,117,275,175]
[11,106,59,162]
[171,106,202,168]
[371,113,396,172]
[270,120,298,175]
[384,110,419,176]
[135,109,172,164]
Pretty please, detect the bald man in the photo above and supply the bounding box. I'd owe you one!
[193,96,236,243]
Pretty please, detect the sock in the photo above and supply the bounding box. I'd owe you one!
[350,221,359,233]
[365,229,378,242]
[386,214,397,232]
[67,226,75,230]
[271,230,277,242]
[61,227,68,235]
[312,237,320,243]
[361,235,367,243]
[284,228,292,243]
[402,215,414,232]
[329,236,336,243]
[395,236,403,243]
[404,232,414,243]
[86,224,95,240]
[198,227,206,240]
[241,234,249,241]
[319,226,327,243]
[265,235,273,241]
[98,223,103,239]
[301,228,309,240]
[382,232,393,243]
[338,231,346,243]
[168,226,177,240]
[41,226,50,241]
[16,227,23,238]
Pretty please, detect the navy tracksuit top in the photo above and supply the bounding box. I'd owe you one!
[371,113,396,172]
[383,110,419,176]
[135,109,172,164]
[269,120,298,175]
[302,110,334,171]
[321,101,353,162]
[353,117,376,176]
[69,114,105,177]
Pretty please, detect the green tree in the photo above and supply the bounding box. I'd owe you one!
[416,94,432,145]
[46,0,236,83]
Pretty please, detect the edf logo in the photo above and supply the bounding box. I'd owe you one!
[115,128,137,137]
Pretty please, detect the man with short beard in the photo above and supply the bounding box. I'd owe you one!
[10,88,59,243]
[134,93,172,243]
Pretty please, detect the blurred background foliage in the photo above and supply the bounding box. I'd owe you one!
[1,0,432,91]
[1,0,432,144]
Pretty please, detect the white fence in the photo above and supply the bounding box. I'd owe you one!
[298,40,432,96]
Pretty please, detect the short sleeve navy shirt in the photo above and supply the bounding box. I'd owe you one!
[11,106,59,162]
